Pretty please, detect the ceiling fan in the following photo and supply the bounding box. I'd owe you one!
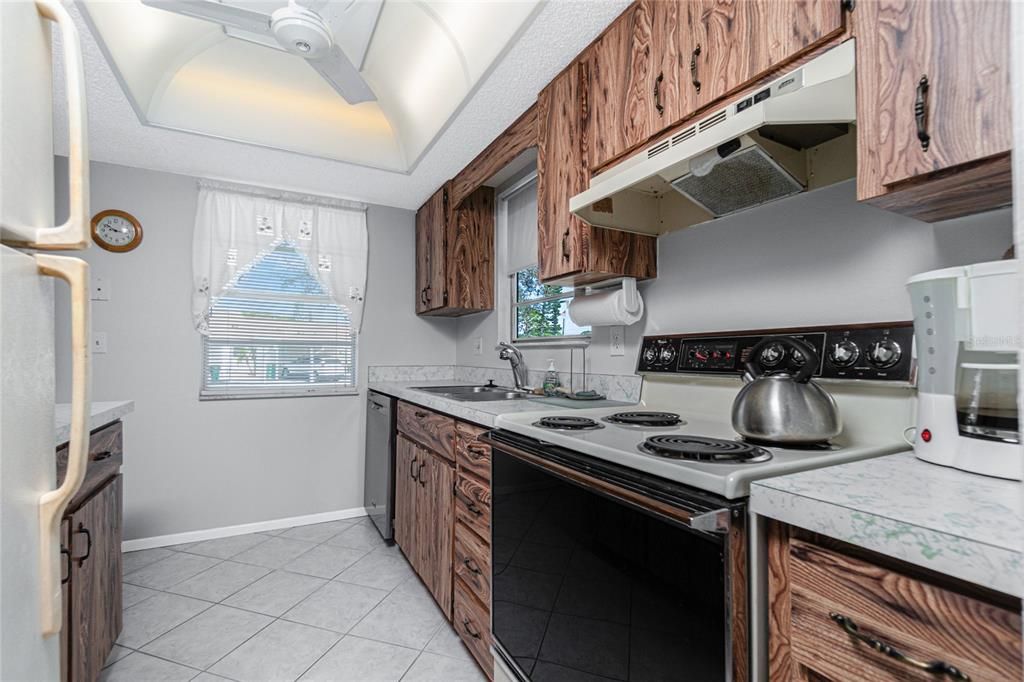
[140,0,381,104]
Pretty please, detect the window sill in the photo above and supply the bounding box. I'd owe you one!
[200,387,359,401]
[511,337,591,349]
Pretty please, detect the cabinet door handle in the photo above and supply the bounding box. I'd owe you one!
[72,524,92,566]
[690,44,702,93]
[561,228,571,261]
[418,462,427,486]
[654,71,664,116]
[914,75,930,151]
[424,284,432,302]
[462,557,482,575]
[829,613,969,680]
[410,457,419,480]
[462,617,482,640]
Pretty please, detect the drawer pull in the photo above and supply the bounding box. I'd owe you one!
[414,410,428,418]
[462,557,482,575]
[829,612,970,680]
[92,450,112,461]
[914,75,930,151]
[462,617,482,640]
[455,489,483,516]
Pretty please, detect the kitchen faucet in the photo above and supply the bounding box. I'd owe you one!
[498,342,529,391]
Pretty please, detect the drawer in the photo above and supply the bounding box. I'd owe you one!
[398,401,455,462]
[788,539,1022,682]
[455,422,491,485]
[454,475,490,541]
[57,421,124,512]
[454,521,490,606]
[454,576,493,679]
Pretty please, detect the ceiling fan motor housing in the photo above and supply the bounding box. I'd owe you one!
[271,5,333,59]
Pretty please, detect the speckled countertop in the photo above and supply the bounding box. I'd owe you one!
[751,451,1022,596]
[367,380,632,428]
[55,400,135,445]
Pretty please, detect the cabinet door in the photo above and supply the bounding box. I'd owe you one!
[537,63,589,282]
[856,0,1011,189]
[587,1,656,170]
[68,475,122,682]
[445,186,495,314]
[415,186,448,314]
[687,0,843,111]
[417,452,454,618]
[394,436,419,566]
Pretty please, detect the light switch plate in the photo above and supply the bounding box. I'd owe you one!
[91,275,110,301]
[92,332,108,354]
[473,337,483,355]
[610,326,625,356]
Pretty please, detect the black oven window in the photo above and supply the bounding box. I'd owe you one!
[492,449,728,681]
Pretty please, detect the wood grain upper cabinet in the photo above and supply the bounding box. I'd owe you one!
[415,186,447,314]
[854,0,1011,216]
[537,62,589,282]
[687,0,844,111]
[68,475,123,682]
[415,183,495,317]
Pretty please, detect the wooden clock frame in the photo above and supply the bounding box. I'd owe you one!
[90,209,143,252]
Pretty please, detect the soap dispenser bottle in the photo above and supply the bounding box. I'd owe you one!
[543,359,561,396]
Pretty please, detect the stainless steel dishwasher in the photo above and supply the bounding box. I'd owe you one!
[364,390,396,541]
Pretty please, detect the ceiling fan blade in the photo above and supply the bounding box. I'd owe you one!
[308,44,376,104]
[141,0,273,36]
[318,0,384,71]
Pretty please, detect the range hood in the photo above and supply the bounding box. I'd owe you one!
[571,40,857,235]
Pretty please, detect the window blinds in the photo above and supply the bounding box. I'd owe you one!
[505,178,538,274]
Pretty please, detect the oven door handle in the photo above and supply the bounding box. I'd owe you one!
[688,508,732,534]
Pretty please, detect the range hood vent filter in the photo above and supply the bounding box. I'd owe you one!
[669,145,804,217]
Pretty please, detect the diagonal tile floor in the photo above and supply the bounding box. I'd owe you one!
[103,517,487,682]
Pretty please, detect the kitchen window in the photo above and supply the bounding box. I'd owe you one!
[201,242,356,399]
[500,174,590,343]
[192,182,367,400]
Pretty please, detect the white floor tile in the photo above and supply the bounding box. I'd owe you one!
[282,544,368,579]
[223,570,326,617]
[299,636,418,682]
[283,581,388,633]
[279,520,356,544]
[142,604,273,669]
[231,537,318,570]
[117,592,211,649]
[98,652,197,682]
[174,533,271,560]
[209,620,339,682]
[122,583,159,609]
[349,589,445,650]
[401,651,487,681]
[334,551,415,591]
[124,552,221,590]
[167,561,271,602]
[122,548,176,574]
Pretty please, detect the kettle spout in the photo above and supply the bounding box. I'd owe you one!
[741,370,755,384]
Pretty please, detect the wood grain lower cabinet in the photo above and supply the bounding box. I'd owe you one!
[394,435,419,565]
[853,0,1012,221]
[67,475,123,682]
[768,523,1022,681]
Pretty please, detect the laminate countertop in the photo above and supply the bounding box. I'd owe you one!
[55,400,135,446]
[367,381,632,428]
[751,451,1022,597]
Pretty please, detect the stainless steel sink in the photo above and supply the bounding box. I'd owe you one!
[411,385,534,402]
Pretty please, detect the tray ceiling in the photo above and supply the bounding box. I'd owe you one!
[53,0,630,208]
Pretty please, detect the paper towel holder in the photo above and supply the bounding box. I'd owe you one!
[580,277,642,314]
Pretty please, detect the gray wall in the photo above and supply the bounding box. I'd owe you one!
[55,158,457,540]
[456,180,1014,378]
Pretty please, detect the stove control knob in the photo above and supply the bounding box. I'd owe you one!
[791,348,806,366]
[867,339,902,369]
[643,346,658,364]
[828,340,860,368]
[759,342,785,367]
[659,345,677,364]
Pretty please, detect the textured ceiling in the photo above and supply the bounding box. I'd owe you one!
[53,0,630,210]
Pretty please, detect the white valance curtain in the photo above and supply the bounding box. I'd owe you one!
[191,181,369,333]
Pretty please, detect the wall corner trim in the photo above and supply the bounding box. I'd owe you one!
[121,506,370,553]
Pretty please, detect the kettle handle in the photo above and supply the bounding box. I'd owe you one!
[746,336,819,383]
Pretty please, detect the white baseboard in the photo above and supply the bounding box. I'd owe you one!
[122,506,369,552]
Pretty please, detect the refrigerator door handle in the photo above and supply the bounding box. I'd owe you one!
[36,255,90,636]
[4,0,90,250]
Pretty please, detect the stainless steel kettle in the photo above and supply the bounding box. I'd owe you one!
[731,337,841,445]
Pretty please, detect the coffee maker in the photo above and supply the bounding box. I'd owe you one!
[907,260,1020,480]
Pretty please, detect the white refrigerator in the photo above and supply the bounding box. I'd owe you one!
[1,0,92,679]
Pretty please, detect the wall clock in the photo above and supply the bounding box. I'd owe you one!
[91,209,143,252]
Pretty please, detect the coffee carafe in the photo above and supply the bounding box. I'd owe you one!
[907,260,1020,480]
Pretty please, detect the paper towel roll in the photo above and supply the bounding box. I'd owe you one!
[568,286,644,327]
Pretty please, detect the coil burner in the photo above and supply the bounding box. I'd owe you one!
[638,435,772,463]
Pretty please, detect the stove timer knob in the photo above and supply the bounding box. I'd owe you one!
[828,340,860,368]
[643,346,658,364]
[658,345,677,365]
[867,339,902,369]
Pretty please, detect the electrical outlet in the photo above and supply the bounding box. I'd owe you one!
[92,332,108,354]
[473,337,483,355]
[610,326,625,356]
[91,275,110,301]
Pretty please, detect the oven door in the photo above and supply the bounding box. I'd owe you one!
[487,431,746,682]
